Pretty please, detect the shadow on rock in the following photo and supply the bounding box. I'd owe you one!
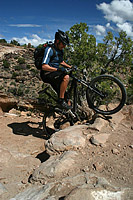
[8,121,50,140]
[36,151,50,163]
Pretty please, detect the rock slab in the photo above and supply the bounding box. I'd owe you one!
[45,125,87,155]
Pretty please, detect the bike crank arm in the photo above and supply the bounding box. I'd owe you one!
[66,109,77,118]
[54,107,77,119]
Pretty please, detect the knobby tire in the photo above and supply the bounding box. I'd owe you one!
[86,75,127,115]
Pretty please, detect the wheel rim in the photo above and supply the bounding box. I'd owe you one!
[87,75,126,115]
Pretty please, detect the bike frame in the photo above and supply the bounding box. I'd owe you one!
[40,70,106,114]
[69,72,105,113]
[41,69,126,134]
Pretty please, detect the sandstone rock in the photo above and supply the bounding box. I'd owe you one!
[17,101,34,110]
[31,151,78,184]
[22,156,41,168]
[21,177,28,185]
[4,113,19,117]
[91,189,125,200]
[112,148,120,155]
[93,162,104,172]
[49,173,88,198]
[0,45,23,59]
[87,116,108,131]
[65,187,93,200]
[9,108,21,116]
[10,172,133,200]
[122,105,133,121]
[0,148,14,163]
[0,93,17,112]
[0,183,7,195]
[109,111,124,129]
[65,188,125,200]
[10,183,55,200]
[45,125,87,155]
[0,106,3,116]
[90,133,110,146]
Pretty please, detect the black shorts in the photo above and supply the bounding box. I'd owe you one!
[40,70,66,96]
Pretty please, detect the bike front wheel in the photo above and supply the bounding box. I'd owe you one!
[86,75,127,115]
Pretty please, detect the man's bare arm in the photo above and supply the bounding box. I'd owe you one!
[60,61,72,68]
[42,64,57,71]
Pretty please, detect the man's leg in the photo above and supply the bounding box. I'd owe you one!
[58,75,72,109]
[59,75,69,99]
[42,71,71,110]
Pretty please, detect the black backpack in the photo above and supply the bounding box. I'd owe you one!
[34,41,56,70]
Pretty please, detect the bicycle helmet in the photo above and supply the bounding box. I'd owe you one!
[55,29,69,45]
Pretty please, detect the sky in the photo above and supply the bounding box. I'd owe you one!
[0,0,133,46]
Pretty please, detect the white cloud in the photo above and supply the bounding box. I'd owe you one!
[11,34,50,46]
[96,0,133,38]
[117,22,133,37]
[97,0,133,24]
[95,25,106,36]
[106,23,114,30]
[9,24,42,27]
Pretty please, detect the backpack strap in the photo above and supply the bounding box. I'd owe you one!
[49,45,56,61]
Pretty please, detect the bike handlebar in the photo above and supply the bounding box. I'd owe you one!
[65,65,78,73]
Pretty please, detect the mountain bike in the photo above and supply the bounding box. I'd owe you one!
[38,67,127,135]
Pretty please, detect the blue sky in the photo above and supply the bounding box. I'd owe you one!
[0,0,133,46]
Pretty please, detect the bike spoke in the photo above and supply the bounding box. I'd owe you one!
[86,75,126,115]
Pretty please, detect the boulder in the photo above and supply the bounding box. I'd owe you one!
[0,93,17,112]
[65,188,125,200]
[30,151,78,184]
[87,115,108,131]
[109,111,125,129]
[90,133,111,146]
[45,125,87,155]
[11,172,133,200]
[9,184,55,200]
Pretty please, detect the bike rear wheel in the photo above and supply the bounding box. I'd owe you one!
[42,107,76,135]
[86,75,126,115]
[42,109,56,135]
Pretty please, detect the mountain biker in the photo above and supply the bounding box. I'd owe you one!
[40,30,72,110]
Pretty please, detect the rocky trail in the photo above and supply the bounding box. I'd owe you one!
[0,105,133,200]
[0,44,133,199]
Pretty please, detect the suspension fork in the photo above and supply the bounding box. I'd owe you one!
[73,79,77,112]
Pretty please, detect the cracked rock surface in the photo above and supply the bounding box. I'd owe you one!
[0,105,133,200]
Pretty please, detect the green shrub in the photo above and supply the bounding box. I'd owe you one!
[8,87,17,95]
[10,82,16,86]
[25,89,30,94]
[14,65,21,71]
[0,39,7,43]
[12,72,19,78]
[14,65,21,70]
[0,86,3,90]
[18,57,25,64]
[10,40,20,46]
[26,64,31,69]
[14,56,18,59]
[3,60,10,68]
[17,87,24,96]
